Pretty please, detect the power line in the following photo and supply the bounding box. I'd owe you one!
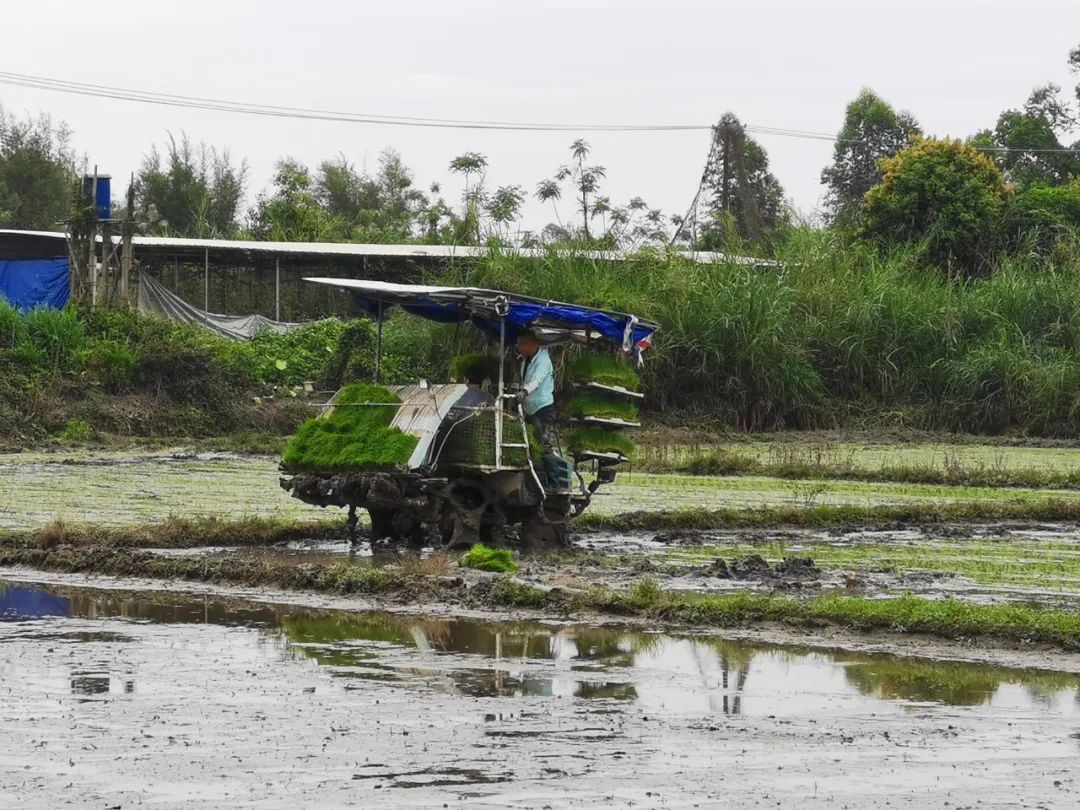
[0,70,709,132]
[2,69,1079,153]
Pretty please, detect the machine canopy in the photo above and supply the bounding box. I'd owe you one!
[304,278,658,351]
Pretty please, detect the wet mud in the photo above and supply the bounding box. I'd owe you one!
[2,578,1080,808]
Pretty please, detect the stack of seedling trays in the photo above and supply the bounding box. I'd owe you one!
[563,356,641,466]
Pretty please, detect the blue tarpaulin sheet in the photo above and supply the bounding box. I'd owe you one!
[0,257,70,310]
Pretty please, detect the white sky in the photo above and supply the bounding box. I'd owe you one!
[2,0,1078,232]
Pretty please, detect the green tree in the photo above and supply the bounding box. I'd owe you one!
[483,184,525,240]
[821,89,921,223]
[249,159,346,242]
[449,152,487,243]
[700,113,787,248]
[314,149,427,242]
[974,86,1080,190]
[133,133,247,237]
[553,139,607,242]
[0,107,76,229]
[863,138,1008,274]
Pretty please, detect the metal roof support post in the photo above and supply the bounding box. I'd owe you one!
[275,257,280,322]
[495,315,505,470]
[375,299,384,383]
[203,248,209,325]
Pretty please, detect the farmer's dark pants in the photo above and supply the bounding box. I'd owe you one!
[527,405,559,456]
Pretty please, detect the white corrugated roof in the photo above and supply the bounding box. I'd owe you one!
[0,229,777,266]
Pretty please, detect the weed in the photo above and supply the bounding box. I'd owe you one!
[624,577,668,610]
[58,418,91,443]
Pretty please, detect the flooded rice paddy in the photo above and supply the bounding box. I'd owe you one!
[2,578,1079,808]
[2,449,1077,530]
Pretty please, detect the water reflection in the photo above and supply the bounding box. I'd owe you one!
[2,580,1078,717]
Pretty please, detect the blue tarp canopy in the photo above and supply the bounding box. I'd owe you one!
[304,278,658,352]
[0,257,70,310]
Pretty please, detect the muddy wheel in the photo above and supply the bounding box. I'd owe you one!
[368,508,395,541]
[392,510,428,548]
[520,509,570,553]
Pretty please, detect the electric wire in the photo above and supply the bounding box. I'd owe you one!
[2,70,1079,154]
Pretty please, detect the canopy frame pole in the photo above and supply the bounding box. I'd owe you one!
[496,315,505,470]
[275,257,280,321]
[203,248,209,325]
[375,299,384,383]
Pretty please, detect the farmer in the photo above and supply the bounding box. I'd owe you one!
[515,330,559,462]
[453,365,494,410]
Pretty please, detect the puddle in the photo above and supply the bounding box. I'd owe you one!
[3,578,1079,807]
[3,580,1078,714]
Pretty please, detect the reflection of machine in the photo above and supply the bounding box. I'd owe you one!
[280,280,659,550]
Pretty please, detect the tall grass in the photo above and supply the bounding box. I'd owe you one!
[462,229,1080,435]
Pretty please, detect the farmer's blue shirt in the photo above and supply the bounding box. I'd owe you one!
[521,348,555,416]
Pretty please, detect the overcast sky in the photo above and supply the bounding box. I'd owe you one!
[2,0,1078,232]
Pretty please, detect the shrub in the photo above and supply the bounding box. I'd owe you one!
[1005,182,1080,254]
[863,138,1007,274]
[0,298,23,348]
[82,338,137,392]
[449,352,498,383]
[22,306,86,374]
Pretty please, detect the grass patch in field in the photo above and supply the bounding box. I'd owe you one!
[460,543,517,573]
[281,383,417,473]
[636,440,1080,492]
[14,514,346,550]
[577,498,1080,532]
[665,592,1080,649]
[665,539,1080,591]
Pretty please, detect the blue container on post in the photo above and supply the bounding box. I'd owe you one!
[82,174,112,220]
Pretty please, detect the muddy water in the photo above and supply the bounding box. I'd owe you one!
[0,449,1066,531]
[1,580,1078,808]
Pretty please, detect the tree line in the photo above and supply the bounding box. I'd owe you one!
[1,43,1078,272]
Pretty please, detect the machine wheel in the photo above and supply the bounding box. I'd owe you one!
[368,508,395,541]
[519,508,570,553]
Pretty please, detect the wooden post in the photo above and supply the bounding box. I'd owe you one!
[88,167,98,306]
[120,174,134,303]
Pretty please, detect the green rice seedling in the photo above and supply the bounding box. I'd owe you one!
[281,383,418,472]
[565,355,641,391]
[566,392,640,422]
[460,543,518,573]
[564,427,636,457]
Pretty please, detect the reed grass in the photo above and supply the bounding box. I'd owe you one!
[462,231,1080,435]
